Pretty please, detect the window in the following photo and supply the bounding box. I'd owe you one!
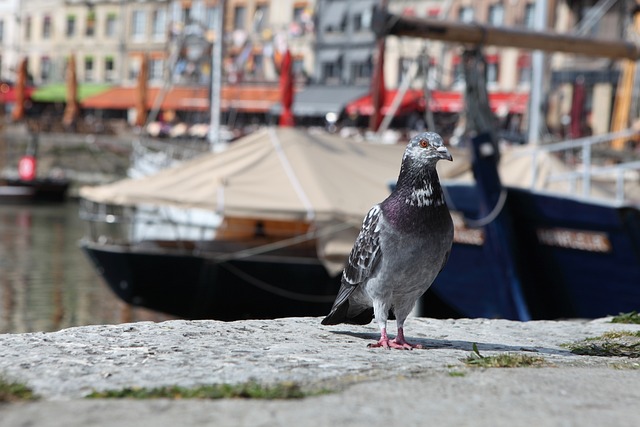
[322,57,342,84]
[43,15,52,39]
[86,11,95,37]
[352,58,372,83]
[150,58,163,80]
[293,5,305,22]
[293,58,304,77]
[517,54,531,85]
[152,9,166,40]
[105,13,117,37]
[486,55,499,85]
[25,16,31,41]
[234,6,247,30]
[85,56,94,82]
[205,7,218,30]
[66,15,76,37]
[105,56,115,82]
[488,4,504,26]
[459,7,474,23]
[353,10,372,33]
[41,56,51,81]
[523,3,535,28]
[291,3,312,36]
[253,4,268,33]
[128,57,141,80]
[181,6,191,23]
[132,10,146,39]
[452,57,464,87]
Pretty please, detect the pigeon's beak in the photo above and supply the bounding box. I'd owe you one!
[437,146,453,161]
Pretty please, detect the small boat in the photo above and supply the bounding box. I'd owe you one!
[0,134,70,203]
[0,177,70,203]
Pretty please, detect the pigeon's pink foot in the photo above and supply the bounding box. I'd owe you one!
[367,328,422,350]
[392,328,423,349]
[389,338,422,349]
[368,328,392,349]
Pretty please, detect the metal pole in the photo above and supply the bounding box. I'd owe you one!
[527,0,547,146]
[208,0,224,151]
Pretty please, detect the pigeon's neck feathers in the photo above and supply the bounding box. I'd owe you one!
[380,157,448,233]
[394,158,445,208]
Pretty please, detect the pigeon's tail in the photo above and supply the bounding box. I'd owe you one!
[321,280,373,325]
[321,303,373,325]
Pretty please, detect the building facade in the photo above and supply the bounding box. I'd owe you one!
[0,0,22,82]
[5,0,317,87]
[1,0,634,135]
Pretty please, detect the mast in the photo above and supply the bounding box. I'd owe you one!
[208,0,225,151]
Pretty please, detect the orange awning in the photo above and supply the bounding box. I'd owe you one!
[429,90,529,115]
[82,85,281,113]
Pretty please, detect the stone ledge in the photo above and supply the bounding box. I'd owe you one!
[1,316,638,400]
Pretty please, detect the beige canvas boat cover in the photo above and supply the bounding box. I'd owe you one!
[81,127,422,223]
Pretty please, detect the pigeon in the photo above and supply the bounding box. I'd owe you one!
[321,131,454,349]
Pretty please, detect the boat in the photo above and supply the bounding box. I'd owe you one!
[0,134,70,203]
[0,177,70,203]
[78,127,443,319]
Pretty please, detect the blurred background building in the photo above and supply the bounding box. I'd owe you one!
[0,0,636,139]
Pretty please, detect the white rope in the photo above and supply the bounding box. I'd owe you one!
[268,127,316,221]
[442,185,508,228]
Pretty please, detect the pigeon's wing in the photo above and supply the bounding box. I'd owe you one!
[342,204,383,286]
[321,205,383,325]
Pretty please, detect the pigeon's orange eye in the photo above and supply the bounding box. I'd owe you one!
[419,140,428,148]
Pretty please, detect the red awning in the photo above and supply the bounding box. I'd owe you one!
[0,83,35,104]
[345,89,426,117]
[346,89,529,116]
[82,85,282,113]
[429,90,529,115]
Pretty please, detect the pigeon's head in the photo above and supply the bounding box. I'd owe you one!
[404,132,452,165]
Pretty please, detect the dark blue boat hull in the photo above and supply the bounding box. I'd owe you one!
[429,184,640,319]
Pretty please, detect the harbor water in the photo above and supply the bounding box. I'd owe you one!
[0,201,172,334]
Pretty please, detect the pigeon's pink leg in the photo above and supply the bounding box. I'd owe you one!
[368,327,392,349]
[389,327,423,349]
[368,327,422,350]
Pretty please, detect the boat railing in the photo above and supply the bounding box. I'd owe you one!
[79,199,220,245]
[513,127,640,203]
